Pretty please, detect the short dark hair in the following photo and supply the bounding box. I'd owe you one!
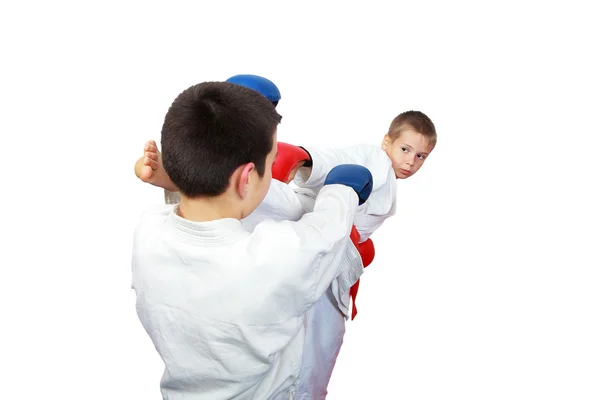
[161,81,282,197]
[388,111,437,148]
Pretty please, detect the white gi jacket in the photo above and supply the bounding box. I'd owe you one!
[245,182,355,400]
[132,185,362,400]
[244,181,363,320]
[294,144,398,243]
[289,144,398,399]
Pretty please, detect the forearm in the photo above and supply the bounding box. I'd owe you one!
[254,179,308,221]
[254,184,360,312]
[293,147,361,190]
[291,185,360,304]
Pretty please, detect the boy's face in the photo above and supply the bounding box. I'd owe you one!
[382,129,434,179]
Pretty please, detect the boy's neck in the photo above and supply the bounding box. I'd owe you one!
[177,194,242,222]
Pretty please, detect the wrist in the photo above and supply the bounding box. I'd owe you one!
[295,165,312,183]
[298,146,313,167]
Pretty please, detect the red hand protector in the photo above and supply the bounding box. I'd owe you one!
[349,226,376,320]
[358,238,375,267]
[272,142,311,183]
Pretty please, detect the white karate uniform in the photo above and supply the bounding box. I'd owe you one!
[243,181,362,320]
[132,185,362,400]
[295,144,398,242]
[244,183,353,400]
[291,144,398,399]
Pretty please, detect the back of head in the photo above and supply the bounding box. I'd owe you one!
[388,111,437,148]
[226,74,281,106]
[161,81,282,198]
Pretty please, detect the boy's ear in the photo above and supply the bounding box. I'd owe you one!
[237,163,255,199]
[381,134,391,151]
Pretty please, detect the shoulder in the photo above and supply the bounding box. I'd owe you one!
[250,219,303,251]
[351,144,392,190]
[338,144,390,167]
[359,144,390,163]
[247,219,324,268]
[131,205,175,288]
[138,203,173,221]
[134,204,174,237]
[138,204,174,217]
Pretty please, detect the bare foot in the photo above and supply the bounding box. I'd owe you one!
[134,140,179,192]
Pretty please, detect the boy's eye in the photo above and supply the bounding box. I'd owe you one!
[417,154,426,160]
[401,147,409,153]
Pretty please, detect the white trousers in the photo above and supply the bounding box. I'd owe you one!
[295,287,347,400]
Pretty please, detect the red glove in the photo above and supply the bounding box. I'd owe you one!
[349,226,376,320]
[358,238,375,267]
[350,225,361,246]
[349,227,375,268]
[272,142,312,183]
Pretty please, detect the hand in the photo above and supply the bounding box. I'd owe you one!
[324,164,373,205]
[272,142,312,183]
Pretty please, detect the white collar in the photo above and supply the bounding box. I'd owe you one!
[167,206,249,246]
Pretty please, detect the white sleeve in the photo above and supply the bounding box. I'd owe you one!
[294,146,362,191]
[250,184,361,315]
[241,179,310,231]
[295,145,391,193]
[259,179,309,220]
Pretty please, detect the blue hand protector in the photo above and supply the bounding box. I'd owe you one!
[226,74,281,104]
[324,164,373,205]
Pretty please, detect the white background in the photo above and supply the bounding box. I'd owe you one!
[1,1,599,399]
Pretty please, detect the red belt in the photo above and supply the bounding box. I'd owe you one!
[349,226,375,320]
